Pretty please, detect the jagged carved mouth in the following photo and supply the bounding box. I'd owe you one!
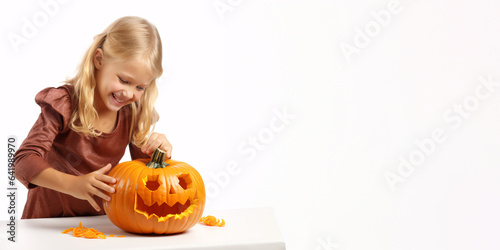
[134,174,198,222]
[135,195,198,221]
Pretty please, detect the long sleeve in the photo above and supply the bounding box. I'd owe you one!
[14,86,72,189]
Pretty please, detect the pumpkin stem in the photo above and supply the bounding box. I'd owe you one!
[146,148,169,169]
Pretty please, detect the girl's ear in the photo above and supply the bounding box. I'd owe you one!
[94,48,104,70]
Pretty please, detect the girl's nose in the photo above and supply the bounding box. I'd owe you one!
[124,87,134,100]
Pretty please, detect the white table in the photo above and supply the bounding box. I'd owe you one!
[0,207,286,250]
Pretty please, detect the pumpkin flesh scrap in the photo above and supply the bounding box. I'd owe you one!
[199,215,225,227]
[62,222,107,239]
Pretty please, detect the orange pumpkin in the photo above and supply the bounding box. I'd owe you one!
[103,148,205,234]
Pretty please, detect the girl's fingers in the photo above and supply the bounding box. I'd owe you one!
[148,140,162,154]
[158,137,172,158]
[142,133,159,155]
[95,173,116,185]
[94,164,116,185]
[102,175,116,185]
[72,165,116,211]
[86,195,101,212]
[141,133,172,157]
[90,186,111,202]
[92,178,115,194]
[95,163,112,174]
[142,133,154,152]
[165,146,172,159]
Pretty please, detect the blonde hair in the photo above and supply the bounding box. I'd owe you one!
[66,16,162,147]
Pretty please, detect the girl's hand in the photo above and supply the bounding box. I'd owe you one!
[69,163,116,212]
[141,132,172,158]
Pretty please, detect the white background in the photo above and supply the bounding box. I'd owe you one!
[1,0,500,249]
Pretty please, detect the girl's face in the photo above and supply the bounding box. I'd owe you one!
[93,49,154,114]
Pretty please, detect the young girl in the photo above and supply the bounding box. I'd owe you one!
[14,16,172,219]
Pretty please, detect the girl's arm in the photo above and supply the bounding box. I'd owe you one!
[30,164,116,212]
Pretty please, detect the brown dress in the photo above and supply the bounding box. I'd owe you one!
[14,85,150,219]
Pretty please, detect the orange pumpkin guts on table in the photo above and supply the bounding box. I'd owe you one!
[103,148,206,234]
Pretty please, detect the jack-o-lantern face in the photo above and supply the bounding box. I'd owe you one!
[135,173,200,221]
[103,149,206,234]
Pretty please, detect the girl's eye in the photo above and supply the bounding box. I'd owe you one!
[136,86,145,91]
[118,76,128,84]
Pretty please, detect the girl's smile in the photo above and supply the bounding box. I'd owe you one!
[111,92,128,106]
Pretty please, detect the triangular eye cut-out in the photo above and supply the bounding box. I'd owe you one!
[146,174,160,191]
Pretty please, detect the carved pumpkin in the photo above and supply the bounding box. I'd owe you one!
[103,148,205,234]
